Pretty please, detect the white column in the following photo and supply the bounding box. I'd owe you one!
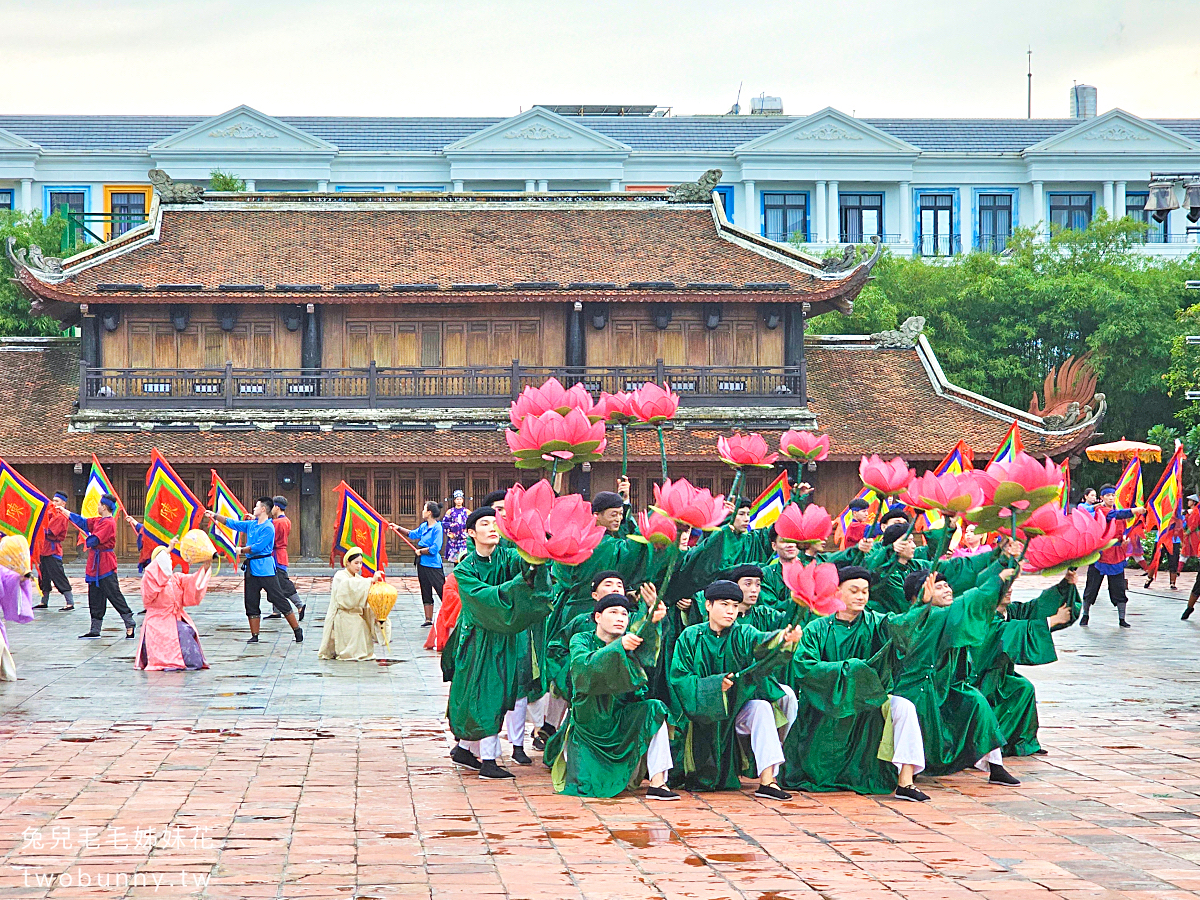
[899,182,912,245]
[525,179,536,193]
[1031,181,1044,239]
[814,181,827,243]
[609,179,620,192]
[19,179,31,212]
[827,181,840,243]
[317,180,329,192]
[243,179,256,191]
[1115,181,1127,219]
[1103,181,1114,216]
[958,186,972,254]
[742,180,755,231]
[538,179,549,192]
[452,179,464,192]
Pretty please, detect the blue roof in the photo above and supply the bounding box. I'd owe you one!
[0,113,1197,154]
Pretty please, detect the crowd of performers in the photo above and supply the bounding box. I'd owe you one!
[435,472,1085,804]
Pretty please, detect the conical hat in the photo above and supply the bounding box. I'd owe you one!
[0,535,31,576]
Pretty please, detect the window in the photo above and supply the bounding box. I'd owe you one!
[48,190,85,216]
[1049,193,1092,231]
[713,185,734,222]
[334,185,385,192]
[762,192,808,242]
[978,193,1013,252]
[1125,192,1168,243]
[109,191,146,237]
[839,193,883,242]
[918,194,955,256]
[0,191,11,211]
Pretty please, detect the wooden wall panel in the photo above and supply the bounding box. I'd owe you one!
[104,304,300,370]
[588,303,785,367]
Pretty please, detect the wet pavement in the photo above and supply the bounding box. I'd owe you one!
[0,571,1195,899]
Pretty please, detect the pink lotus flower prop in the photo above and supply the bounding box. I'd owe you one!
[899,470,984,515]
[1022,507,1117,575]
[967,452,1065,532]
[1015,504,1069,541]
[780,430,830,463]
[859,455,914,497]
[505,408,607,473]
[629,511,678,549]
[773,504,833,548]
[630,383,680,425]
[781,560,844,616]
[651,478,726,531]
[509,377,595,428]
[717,432,779,469]
[596,391,637,425]
[497,480,605,566]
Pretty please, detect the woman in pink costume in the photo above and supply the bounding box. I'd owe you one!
[135,540,212,671]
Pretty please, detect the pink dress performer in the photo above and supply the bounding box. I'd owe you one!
[0,536,36,681]
[135,546,211,671]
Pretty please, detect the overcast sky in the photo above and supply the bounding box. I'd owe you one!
[6,0,1200,119]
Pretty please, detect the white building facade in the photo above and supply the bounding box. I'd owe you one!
[2,101,1199,257]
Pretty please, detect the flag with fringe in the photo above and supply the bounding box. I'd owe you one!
[987,421,1023,467]
[1145,443,1185,577]
[332,481,389,575]
[1114,457,1145,511]
[747,471,791,531]
[0,458,49,561]
[917,441,975,532]
[1057,459,1071,513]
[142,449,205,548]
[77,455,130,545]
[207,470,248,564]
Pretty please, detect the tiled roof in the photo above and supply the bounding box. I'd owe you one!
[2,112,1198,153]
[0,339,1098,466]
[25,198,863,304]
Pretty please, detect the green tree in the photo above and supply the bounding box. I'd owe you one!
[0,210,77,336]
[208,169,246,191]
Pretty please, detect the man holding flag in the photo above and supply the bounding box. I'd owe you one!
[1081,484,1144,629]
[69,495,136,640]
[35,492,74,611]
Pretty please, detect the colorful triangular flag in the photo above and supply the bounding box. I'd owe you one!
[142,449,205,548]
[207,470,248,564]
[747,471,791,531]
[332,481,389,575]
[0,458,49,561]
[987,422,1023,467]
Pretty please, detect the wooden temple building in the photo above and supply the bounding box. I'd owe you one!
[3,175,1104,560]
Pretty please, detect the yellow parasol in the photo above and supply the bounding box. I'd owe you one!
[1085,438,1162,464]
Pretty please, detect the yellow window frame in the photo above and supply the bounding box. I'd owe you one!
[103,185,152,241]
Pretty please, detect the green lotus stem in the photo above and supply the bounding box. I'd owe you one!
[633,544,680,638]
[621,423,629,478]
[549,457,559,488]
[880,511,922,580]
[729,469,744,502]
[657,425,668,481]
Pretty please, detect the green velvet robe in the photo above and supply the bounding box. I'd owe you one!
[737,602,790,633]
[544,627,668,797]
[869,546,998,615]
[547,526,653,646]
[885,569,1008,775]
[667,621,792,791]
[444,547,552,742]
[782,610,899,794]
[971,579,1080,756]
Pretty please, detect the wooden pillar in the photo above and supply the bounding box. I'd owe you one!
[566,302,585,368]
[301,303,321,370]
[81,311,101,367]
[784,302,808,406]
[300,464,321,559]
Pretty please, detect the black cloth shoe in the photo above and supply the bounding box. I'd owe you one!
[1033,748,1049,755]
[1119,619,1131,628]
[58,605,74,612]
[539,722,557,738]
[988,763,1021,785]
[246,635,259,643]
[894,784,930,802]
[296,604,306,622]
[646,785,681,801]
[125,626,136,639]
[1079,614,1089,626]
[32,602,48,609]
[531,733,547,751]
[422,620,433,627]
[1183,606,1194,620]
[265,612,282,619]
[293,627,304,643]
[450,746,482,770]
[478,760,515,780]
[754,783,792,801]
[78,632,101,639]
[511,746,533,766]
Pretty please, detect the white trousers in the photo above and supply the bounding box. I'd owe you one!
[545,694,568,729]
[886,695,925,774]
[646,722,672,781]
[459,735,501,760]
[734,685,798,777]
[504,697,529,746]
[975,747,1003,771]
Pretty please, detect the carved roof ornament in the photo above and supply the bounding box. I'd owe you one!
[667,169,723,203]
[794,124,862,141]
[503,124,570,140]
[147,169,204,204]
[5,237,62,275]
[208,123,278,139]
[871,316,925,349]
[1082,125,1150,142]
[1030,354,1103,428]
[823,245,857,273]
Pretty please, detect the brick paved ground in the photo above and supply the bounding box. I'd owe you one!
[0,571,1196,899]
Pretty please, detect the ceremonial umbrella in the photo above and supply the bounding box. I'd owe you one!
[1084,439,1162,464]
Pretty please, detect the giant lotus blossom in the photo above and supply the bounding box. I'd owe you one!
[508,377,596,428]
[651,478,726,531]
[968,452,1065,532]
[717,432,778,468]
[505,408,607,472]
[773,503,833,548]
[595,391,637,425]
[1022,507,1117,575]
[781,560,844,616]
[630,382,680,425]
[1015,504,1069,541]
[780,429,830,463]
[497,480,606,566]
[899,470,984,515]
[859,455,914,496]
[629,511,678,549]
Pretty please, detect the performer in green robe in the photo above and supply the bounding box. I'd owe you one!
[445,506,553,780]
[782,565,929,800]
[667,580,802,800]
[887,565,1021,784]
[665,497,776,610]
[869,521,1005,615]
[544,591,679,800]
[972,569,1079,756]
[726,564,790,632]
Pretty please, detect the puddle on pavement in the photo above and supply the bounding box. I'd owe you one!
[59,736,97,743]
[381,832,413,840]
[609,826,678,849]
[684,855,706,867]
[429,829,479,838]
[706,851,769,863]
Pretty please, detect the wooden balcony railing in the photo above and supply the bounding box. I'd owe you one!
[77,360,808,410]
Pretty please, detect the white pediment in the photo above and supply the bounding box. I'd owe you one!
[1027,109,1200,154]
[445,107,630,153]
[736,108,919,154]
[149,105,336,153]
[0,127,39,151]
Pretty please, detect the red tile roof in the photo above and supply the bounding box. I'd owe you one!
[0,339,1100,466]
